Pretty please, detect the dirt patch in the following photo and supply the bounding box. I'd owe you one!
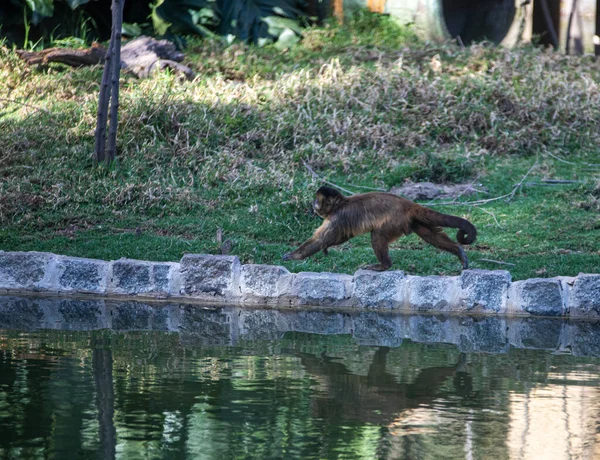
[390,182,484,201]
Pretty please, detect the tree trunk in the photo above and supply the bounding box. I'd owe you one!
[533,0,560,49]
[94,0,124,164]
[94,36,114,163]
[92,338,116,460]
[107,0,124,162]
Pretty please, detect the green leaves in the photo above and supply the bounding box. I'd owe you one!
[152,0,305,46]
[24,0,53,24]
[2,0,306,49]
[122,22,143,37]
[3,0,93,35]
[64,0,91,9]
[262,15,302,49]
[152,0,218,37]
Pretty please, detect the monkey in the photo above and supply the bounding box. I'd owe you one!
[282,186,477,271]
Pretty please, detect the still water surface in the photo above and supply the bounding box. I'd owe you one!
[1,295,600,459]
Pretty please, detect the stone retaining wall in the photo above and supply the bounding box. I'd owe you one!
[0,251,598,318]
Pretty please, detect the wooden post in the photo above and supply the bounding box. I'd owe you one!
[367,0,386,14]
[532,0,560,48]
[333,0,344,22]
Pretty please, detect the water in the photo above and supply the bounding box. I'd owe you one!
[1,295,600,459]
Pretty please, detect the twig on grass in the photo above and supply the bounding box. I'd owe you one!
[302,159,356,195]
[542,179,582,184]
[428,162,538,207]
[521,180,583,187]
[478,258,516,267]
[474,206,504,229]
[346,184,387,191]
[544,149,600,168]
[507,162,537,203]
[0,97,52,115]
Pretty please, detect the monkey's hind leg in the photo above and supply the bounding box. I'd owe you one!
[413,224,469,269]
[365,231,393,271]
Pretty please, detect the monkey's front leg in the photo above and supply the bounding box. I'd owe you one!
[282,236,329,261]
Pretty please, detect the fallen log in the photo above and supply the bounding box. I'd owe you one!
[16,36,195,80]
[16,42,107,66]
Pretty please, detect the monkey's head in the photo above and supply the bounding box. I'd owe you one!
[313,186,344,218]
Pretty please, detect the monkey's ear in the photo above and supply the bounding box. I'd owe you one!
[317,186,343,199]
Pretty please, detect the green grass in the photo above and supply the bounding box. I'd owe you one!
[1,12,599,280]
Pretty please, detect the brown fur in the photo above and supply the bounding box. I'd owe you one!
[282,186,477,271]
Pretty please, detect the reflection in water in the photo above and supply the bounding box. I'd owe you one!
[92,337,116,460]
[0,295,600,459]
[508,385,600,460]
[293,348,469,425]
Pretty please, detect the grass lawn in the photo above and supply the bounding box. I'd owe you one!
[1,12,599,280]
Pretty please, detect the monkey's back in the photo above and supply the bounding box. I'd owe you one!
[334,192,415,237]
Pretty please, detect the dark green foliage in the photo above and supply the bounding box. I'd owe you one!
[153,0,305,43]
[1,0,106,47]
[0,0,307,48]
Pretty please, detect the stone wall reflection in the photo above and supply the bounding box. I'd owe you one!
[2,295,600,356]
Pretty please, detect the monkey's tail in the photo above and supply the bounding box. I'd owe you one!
[413,208,477,245]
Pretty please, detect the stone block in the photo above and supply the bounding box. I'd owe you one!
[567,321,600,357]
[238,308,284,341]
[352,270,406,308]
[50,298,108,330]
[459,269,511,313]
[239,264,292,303]
[352,311,403,347]
[290,272,352,306]
[0,296,45,330]
[509,278,566,316]
[108,259,177,297]
[408,315,458,345]
[167,263,183,297]
[0,251,53,290]
[568,274,600,318]
[457,317,508,354]
[54,256,108,294]
[180,254,241,299]
[507,317,564,350]
[108,301,170,331]
[408,275,459,312]
[284,310,350,335]
[153,264,171,293]
[178,305,234,345]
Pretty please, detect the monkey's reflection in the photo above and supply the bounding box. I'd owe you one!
[294,347,471,425]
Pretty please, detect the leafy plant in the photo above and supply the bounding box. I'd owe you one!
[0,0,96,47]
[152,0,306,46]
[25,0,93,24]
[2,0,307,48]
